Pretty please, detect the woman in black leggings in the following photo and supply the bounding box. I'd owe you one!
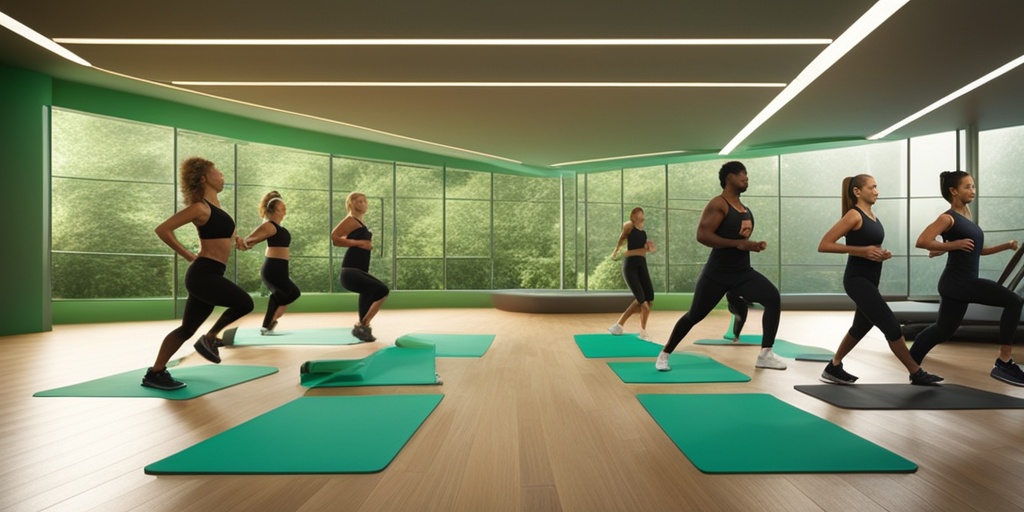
[911,170,1023,386]
[243,191,301,335]
[331,192,388,342]
[608,207,656,341]
[656,161,786,371]
[144,157,254,390]
[817,174,942,385]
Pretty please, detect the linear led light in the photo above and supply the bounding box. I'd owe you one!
[0,11,91,66]
[719,0,908,155]
[172,81,786,88]
[552,150,687,167]
[55,38,832,46]
[868,53,1024,140]
[89,67,523,164]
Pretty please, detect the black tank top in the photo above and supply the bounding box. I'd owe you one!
[341,218,372,272]
[265,221,291,248]
[197,199,235,239]
[626,226,647,250]
[844,206,884,279]
[706,198,753,273]
[942,209,983,279]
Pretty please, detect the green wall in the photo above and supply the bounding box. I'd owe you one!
[1,65,51,336]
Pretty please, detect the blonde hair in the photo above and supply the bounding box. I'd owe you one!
[179,157,214,206]
[345,192,366,215]
[259,191,283,219]
[630,207,644,222]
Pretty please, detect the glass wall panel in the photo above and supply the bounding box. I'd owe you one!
[562,174,579,289]
[980,125,1024,280]
[493,175,560,289]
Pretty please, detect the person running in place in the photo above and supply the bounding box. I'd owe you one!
[609,207,657,341]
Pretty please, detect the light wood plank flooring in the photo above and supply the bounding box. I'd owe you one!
[2,308,1024,512]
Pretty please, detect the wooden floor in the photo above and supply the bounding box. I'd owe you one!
[3,308,1024,512]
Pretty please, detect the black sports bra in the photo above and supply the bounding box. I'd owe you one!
[197,199,235,239]
[266,221,291,248]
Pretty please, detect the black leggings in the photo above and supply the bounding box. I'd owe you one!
[910,274,1023,363]
[340,267,389,322]
[622,256,654,303]
[168,257,254,340]
[664,268,780,352]
[844,273,903,342]
[261,257,301,328]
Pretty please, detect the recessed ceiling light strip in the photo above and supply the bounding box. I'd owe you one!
[171,81,786,88]
[868,53,1024,140]
[552,151,687,167]
[719,0,909,155]
[0,11,91,66]
[55,38,832,46]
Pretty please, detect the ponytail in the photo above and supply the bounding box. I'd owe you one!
[841,174,872,215]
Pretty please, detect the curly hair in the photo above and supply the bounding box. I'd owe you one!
[179,157,214,206]
[259,191,283,219]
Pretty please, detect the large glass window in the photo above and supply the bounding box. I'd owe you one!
[445,169,492,289]
[395,164,444,289]
[493,174,561,289]
[909,132,959,296]
[979,125,1024,281]
[51,109,174,299]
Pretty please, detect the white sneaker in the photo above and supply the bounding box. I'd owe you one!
[756,349,787,370]
[608,323,624,335]
[435,372,444,385]
[638,329,652,341]
[655,352,671,372]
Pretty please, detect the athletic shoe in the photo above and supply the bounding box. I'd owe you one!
[755,349,787,370]
[141,367,186,390]
[991,358,1024,387]
[352,324,377,342]
[819,361,858,385]
[608,323,624,336]
[638,329,652,342]
[655,352,671,371]
[909,368,944,386]
[260,320,278,336]
[193,334,221,364]
[435,372,444,385]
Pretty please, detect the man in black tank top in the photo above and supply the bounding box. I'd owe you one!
[656,161,786,371]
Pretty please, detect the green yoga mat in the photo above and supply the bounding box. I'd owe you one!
[638,393,917,473]
[573,333,664,358]
[395,333,495,357]
[795,384,1024,410]
[301,346,438,387]
[695,335,834,362]
[221,326,365,346]
[145,394,443,474]
[608,353,750,383]
[33,365,278,400]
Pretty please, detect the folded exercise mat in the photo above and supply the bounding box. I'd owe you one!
[608,353,750,383]
[145,394,443,474]
[220,326,364,346]
[695,335,834,362]
[33,365,278,400]
[572,333,664,358]
[300,345,438,387]
[795,383,1024,410]
[395,333,495,357]
[638,393,917,473]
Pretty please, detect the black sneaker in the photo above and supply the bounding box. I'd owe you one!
[142,367,186,390]
[910,368,944,386]
[819,361,858,385]
[991,358,1024,387]
[352,324,376,342]
[193,334,222,364]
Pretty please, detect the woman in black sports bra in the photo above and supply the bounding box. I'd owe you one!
[817,174,942,385]
[331,192,389,342]
[145,157,254,390]
[243,191,301,335]
[608,207,657,341]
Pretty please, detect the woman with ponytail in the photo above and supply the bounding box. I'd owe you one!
[911,170,1023,385]
[817,174,942,385]
[243,191,301,334]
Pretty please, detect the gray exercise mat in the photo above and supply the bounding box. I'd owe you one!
[795,384,1024,410]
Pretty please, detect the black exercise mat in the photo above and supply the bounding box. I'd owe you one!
[795,384,1024,410]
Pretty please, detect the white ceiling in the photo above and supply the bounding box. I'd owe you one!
[2,0,1024,172]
